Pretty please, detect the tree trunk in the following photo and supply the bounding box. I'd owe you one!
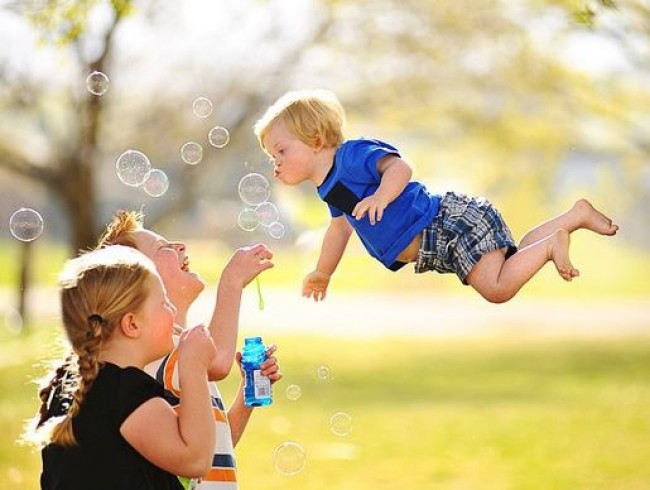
[58,159,97,255]
[17,240,32,333]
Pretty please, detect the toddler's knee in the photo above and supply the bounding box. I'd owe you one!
[481,289,514,304]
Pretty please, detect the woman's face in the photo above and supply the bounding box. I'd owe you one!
[131,229,204,311]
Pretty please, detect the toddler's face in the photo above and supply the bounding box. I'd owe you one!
[263,119,315,185]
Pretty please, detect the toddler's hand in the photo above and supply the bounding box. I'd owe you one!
[178,323,217,370]
[221,244,274,288]
[235,344,283,385]
[302,269,330,301]
[352,194,387,225]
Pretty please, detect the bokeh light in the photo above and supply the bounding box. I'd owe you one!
[285,384,302,401]
[9,207,44,242]
[192,96,213,118]
[238,173,271,206]
[208,125,230,148]
[273,441,306,476]
[115,150,152,187]
[143,169,169,197]
[268,221,286,239]
[86,71,110,96]
[237,208,260,232]
[317,365,331,380]
[330,412,353,437]
[255,201,280,227]
[180,142,203,165]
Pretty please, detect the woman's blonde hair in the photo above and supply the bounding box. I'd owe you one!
[97,209,144,249]
[254,89,346,154]
[31,245,156,447]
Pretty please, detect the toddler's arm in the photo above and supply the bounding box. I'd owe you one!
[352,155,412,225]
[303,216,353,301]
[207,244,274,381]
[120,325,217,478]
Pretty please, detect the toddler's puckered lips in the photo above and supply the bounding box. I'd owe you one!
[181,257,190,272]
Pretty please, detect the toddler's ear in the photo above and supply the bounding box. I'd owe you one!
[312,134,324,151]
[119,312,140,339]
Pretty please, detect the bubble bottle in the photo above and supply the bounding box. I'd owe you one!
[242,336,273,407]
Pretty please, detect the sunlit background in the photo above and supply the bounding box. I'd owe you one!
[0,1,649,489]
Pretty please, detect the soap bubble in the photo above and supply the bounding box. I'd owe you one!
[285,384,302,401]
[273,441,306,476]
[180,142,203,165]
[255,202,279,227]
[238,173,271,206]
[330,412,353,437]
[317,365,331,380]
[268,221,286,239]
[143,169,169,197]
[237,209,260,232]
[86,71,109,96]
[116,150,152,187]
[192,97,213,118]
[208,126,230,148]
[9,208,44,242]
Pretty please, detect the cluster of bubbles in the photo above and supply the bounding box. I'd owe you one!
[237,173,285,240]
[9,208,44,242]
[115,150,169,198]
[112,96,233,197]
[181,96,231,166]
[273,365,353,475]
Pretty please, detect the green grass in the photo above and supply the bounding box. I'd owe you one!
[3,323,650,490]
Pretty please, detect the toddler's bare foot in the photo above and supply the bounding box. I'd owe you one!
[549,229,579,281]
[573,199,619,236]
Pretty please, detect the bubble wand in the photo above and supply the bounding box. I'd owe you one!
[255,276,265,310]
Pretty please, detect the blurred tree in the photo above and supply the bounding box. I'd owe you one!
[0,0,647,253]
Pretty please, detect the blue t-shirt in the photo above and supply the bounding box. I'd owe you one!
[317,138,441,270]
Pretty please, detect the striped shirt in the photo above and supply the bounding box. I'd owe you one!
[146,340,238,490]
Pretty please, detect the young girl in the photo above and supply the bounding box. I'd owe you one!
[28,245,217,490]
[97,210,282,489]
[254,89,619,303]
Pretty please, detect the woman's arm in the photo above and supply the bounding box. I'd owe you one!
[207,244,274,380]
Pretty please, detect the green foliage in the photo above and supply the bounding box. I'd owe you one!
[571,0,619,28]
[25,0,133,45]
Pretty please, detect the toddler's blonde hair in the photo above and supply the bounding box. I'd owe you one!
[254,89,346,154]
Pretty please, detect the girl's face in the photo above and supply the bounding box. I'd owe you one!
[132,229,204,311]
[136,275,177,360]
[263,119,316,185]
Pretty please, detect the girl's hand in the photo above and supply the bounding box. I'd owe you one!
[178,323,217,370]
[352,194,387,225]
[221,244,274,288]
[302,269,331,301]
[235,344,283,384]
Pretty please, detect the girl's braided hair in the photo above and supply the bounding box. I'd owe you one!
[28,245,156,447]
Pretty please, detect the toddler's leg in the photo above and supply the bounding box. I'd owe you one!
[466,229,576,303]
[518,199,618,249]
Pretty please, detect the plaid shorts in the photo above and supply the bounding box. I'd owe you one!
[414,192,517,284]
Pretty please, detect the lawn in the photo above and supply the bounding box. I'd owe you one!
[2,323,650,490]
